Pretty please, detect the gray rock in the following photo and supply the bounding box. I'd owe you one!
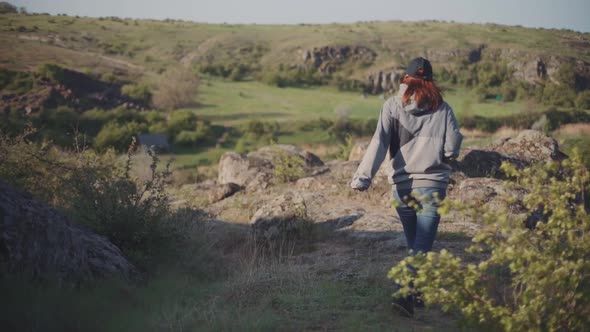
[250,191,309,242]
[459,130,564,178]
[348,141,369,161]
[217,151,273,189]
[0,181,138,284]
[208,183,243,203]
[217,145,324,190]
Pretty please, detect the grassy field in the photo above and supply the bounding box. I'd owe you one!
[195,79,529,125]
[163,78,533,169]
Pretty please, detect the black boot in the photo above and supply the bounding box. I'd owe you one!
[391,295,415,317]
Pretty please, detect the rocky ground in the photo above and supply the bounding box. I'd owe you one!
[0,129,566,328]
[167,130,562,316]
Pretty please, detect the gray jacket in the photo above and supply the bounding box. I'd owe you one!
[351,84,463,190]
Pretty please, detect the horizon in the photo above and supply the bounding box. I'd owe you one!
[9,0,590,33]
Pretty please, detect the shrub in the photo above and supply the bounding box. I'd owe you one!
[272,148,306,183]
[152,67,199,110]
[0,1,17,14]
[388,154,590,331]
[0,68,34,93]
[242,119,280,141]
[174,122,213,146]
[0,130,193,269]
[69,144,187,267]
[37,63,66,84]
[328,117,377,142]
[121,83,152,105]
[575,90,590,109]
[94,121,145,152]
[166,110,196,137]
[500,82,517,102]
[539,83,576,107]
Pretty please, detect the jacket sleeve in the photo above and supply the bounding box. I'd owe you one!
[350,101,393,190]
[444,106,463,159]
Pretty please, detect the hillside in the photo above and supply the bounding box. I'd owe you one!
[1,13,589,88]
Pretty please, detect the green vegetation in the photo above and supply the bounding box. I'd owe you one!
[121,82,152,105]
[389,153,590,331]
[0,1,17,14]
[0,68,34,93]
[272,147,306,183]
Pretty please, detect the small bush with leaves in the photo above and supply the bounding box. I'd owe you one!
[121,83,153,105]
[272,148,305,183]
[69,142,186,267]
[37,63,67,84]
[94,121,146,152]
[0,130,199,270]
[388,153,590,331]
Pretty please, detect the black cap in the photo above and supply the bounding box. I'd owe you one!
[406,57,433,81]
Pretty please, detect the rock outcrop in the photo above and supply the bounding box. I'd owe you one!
[217,144,325,191]
[302,45,377,74]
[250,191,309,242]
[459,130,564,177]
[0,181,138,284]
[208,183,242,203]
[365,67,406,94]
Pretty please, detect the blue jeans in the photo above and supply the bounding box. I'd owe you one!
[393,187,447,254]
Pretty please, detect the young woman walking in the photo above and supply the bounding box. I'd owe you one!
[350,57,463,316]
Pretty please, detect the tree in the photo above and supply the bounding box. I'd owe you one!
[0,2,17,14]
[152,67,199,110]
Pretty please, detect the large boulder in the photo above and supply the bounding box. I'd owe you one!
[0,181,138,284]
[218,145,324,191]
[208,183,243,203]
[249,191,310,242]
[459,130,564,177]
[217,151,274,190]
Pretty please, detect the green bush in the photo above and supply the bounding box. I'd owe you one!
[174,122,213,146]
[94,121,145,152]
[0,130,193,269]
[575,90,590,109]
[0,68,34,93]
[242,119,280,141]
[166,110,196,136]
[545,109,590,131]
[121,83,152,105]
[69,145,186,267]
[539,83,576,107]
[0,2,17,13]
[500,82,517,102]
[388,154,590,331]
[328,117,377,142]
[272,147,305,183]
[37,63,66,84]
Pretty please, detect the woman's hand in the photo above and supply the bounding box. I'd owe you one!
[350,177,371,191]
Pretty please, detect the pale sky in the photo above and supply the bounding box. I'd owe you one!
[12,0,590,32]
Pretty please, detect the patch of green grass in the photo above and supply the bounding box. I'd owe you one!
[0,270,457,331]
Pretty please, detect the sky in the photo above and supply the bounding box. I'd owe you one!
[11,0,590,32]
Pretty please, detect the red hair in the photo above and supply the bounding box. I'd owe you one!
[401,72,443,110]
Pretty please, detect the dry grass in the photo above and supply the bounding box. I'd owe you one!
[553,123,590,137]
[492,126,521,139]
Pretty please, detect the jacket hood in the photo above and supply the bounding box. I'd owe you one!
[394,83,429,115]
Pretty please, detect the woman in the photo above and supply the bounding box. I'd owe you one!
[350,57,462,316]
